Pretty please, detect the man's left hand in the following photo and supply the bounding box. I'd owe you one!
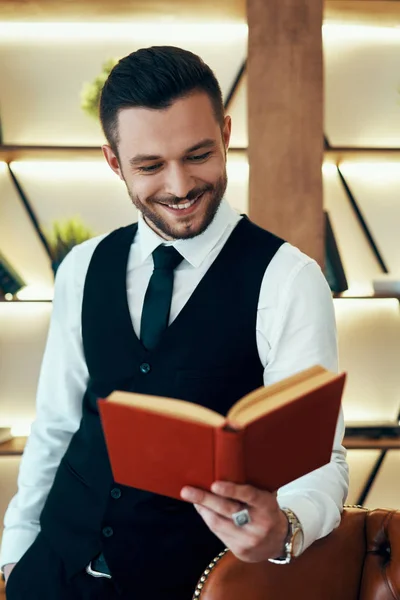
[180,481,289,563]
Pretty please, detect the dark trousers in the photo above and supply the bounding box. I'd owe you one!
[5,533,197,600]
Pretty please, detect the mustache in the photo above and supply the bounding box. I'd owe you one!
[148,183,214,205]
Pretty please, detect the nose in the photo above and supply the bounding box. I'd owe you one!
[163,163,193,200]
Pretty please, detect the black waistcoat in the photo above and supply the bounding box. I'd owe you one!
[39,216,284,589]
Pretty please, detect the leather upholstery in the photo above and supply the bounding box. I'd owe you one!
[195,507,400,600]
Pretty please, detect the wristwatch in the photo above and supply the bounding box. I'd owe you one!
[268,507,304,565]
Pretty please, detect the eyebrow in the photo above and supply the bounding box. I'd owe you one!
[128,138,216,167]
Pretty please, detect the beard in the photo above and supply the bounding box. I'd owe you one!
[126,172,228,240]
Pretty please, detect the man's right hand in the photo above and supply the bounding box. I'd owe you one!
[3,563,17,584]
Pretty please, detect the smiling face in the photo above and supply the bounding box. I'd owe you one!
[102,92,231,240]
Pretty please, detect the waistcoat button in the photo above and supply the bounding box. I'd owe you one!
[111,488,122,500]
[139,362,151,374]
[102,526,114,538]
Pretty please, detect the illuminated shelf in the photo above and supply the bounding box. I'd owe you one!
[0,145,247,162]
[325,148,400,164]
[1,435,400,456]
[1,145,400,164]
[0,145,104,162]
[0,0,398,26]
[1,295,398,305]
[325,1,400,27]
[334,294,400,300]
[0,0,247,22]
[0,436,26,456]
[344,437,400,450]
[0,299,52,303]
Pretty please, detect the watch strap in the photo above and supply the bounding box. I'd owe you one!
[268,507,303,565]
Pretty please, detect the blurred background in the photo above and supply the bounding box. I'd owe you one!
[1,0,400,546]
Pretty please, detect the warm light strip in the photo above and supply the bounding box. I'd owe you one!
[8,160,400,183]
[339,162,400,181]
[334,297,400,311]
[7,158,400,188]
[1,22,399,44]
[323,161,400,178]
[226,158,249,181]
[323,23,400,43]
[10,421,33,437]
[0,302,52,316]
[15,285,54,301]
[10,160,116,180]
[322,162,338,176]
[10,158,250,181]
[0,22,248,43]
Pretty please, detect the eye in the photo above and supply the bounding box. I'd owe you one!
[137,163,162,173]
[187,152,212,162]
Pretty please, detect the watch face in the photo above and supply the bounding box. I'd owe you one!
[292,529,304,558]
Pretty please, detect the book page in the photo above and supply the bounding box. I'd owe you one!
[227,365,326,421]
[227,368,338,426]
[108,391,225,427]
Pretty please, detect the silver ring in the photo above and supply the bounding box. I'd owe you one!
[232,508,251,527]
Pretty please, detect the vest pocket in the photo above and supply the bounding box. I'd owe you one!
[62,458,91,488]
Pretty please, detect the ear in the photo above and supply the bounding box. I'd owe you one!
[102,145,124,181]
[222,115,232,152]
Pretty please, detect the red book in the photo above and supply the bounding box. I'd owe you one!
[98,365,346,500]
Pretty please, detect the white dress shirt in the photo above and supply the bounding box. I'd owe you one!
[0,199,349,570]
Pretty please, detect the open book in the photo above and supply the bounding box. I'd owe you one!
[98,365,346,500]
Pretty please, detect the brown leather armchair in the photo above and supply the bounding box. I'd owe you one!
[193,507,400,600]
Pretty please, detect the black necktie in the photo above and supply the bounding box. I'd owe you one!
[140,245,184,351]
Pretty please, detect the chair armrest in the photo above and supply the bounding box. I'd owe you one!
[360,509,400,600]
[196,508,368,600]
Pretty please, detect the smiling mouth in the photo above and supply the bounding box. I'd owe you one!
[159,192,204,211]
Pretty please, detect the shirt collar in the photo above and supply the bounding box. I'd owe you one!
[135,199,240,268]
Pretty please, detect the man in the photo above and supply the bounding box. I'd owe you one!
[1,46,348,599]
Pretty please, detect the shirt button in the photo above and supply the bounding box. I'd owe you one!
[139,362,151,374]
[102,526,114,538]
[111,488,122,500]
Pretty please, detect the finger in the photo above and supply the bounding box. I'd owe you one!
[181,486,244,519]
[194,505,257,557]
[194,504,252,539]
[211,482,269,507]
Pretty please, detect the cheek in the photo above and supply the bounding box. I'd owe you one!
[130,176,161,201]
[194,158,225,183]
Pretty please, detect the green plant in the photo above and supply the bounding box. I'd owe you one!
[45,216,95,273]
[80,58,118,119]
[0,250,26,297]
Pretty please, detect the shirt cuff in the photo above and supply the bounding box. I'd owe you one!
[0,526,40,573]
[277,493,341,554]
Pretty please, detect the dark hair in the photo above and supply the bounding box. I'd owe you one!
[99,46,224,156]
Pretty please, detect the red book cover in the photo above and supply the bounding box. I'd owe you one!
[98,368,346,499]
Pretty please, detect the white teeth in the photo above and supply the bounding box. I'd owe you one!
[167,197,198,210]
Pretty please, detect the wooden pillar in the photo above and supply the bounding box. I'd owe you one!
[246,0,324,265]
